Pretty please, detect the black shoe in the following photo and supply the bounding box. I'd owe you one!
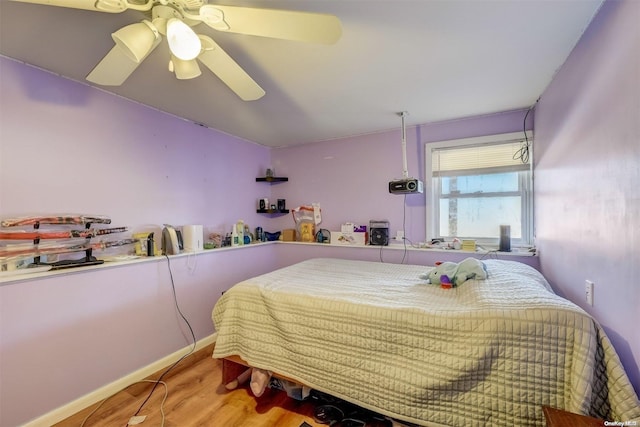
[331,418,366,427]
[313,404,345,425]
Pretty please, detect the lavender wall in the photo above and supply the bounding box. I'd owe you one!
[534,0,639,393]
[0,57,275,426]
[0,58,271,232]
[267,109,533,244]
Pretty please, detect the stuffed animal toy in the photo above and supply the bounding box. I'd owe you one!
[420,257,488,288]
[421,261,458,286]
[224,367,274,397]
[439,274,454,289]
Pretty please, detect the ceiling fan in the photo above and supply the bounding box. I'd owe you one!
[9,0,342,101]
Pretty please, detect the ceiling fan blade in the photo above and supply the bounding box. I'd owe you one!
[197,36,265,101]
[8,0,141,13]
[203,5,342,44]
[9,0,107,12]
[86,46,142,85]
[87,38,159,85]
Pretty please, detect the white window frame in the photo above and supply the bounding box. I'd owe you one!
[425,131,534,248]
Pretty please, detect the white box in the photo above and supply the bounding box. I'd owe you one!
[331,231,367,245]
[341,222,355,233]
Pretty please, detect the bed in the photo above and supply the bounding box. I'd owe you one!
[211,258,640,426]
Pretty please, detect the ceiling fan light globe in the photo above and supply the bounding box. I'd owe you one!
[167,18,202,61]
[112,20,159,63]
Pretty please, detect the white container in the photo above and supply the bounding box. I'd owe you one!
[236,220,245,246]
[231,227,239,246]
[182,225,203,252]
[331,231,367,246]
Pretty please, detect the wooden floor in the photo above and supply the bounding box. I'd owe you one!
[53,344,324,427]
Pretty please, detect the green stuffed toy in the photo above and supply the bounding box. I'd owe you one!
[420,257,488,288]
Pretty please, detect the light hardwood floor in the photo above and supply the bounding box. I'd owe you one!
[53,344,323,427]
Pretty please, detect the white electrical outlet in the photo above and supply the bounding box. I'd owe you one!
[396,230,404,240]
[585,280,594,306]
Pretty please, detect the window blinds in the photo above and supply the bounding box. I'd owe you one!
[431,140,530,177]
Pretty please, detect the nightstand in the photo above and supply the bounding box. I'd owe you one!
[542,406,605,426]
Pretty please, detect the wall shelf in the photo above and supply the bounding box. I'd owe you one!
[256,209,289,214]
[257,175,289,214]
[0,240,536,286]
[0,241,277,285]
[256,177,288,183]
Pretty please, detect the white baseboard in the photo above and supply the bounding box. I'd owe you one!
[22,333,217,427]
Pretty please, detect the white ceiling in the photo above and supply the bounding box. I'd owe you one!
[0,0,604,148]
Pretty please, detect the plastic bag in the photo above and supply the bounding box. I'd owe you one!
[268,377,311,400]
[292,204,321,242]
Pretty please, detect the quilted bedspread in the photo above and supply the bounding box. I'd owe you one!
[212,258,640,426]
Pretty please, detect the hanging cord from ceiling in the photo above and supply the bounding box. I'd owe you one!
[378,194,411,264]
[513,98,540,164]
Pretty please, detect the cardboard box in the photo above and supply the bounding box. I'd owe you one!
[282,229,297,242]
[330,231,367,245]
[461,239,477,251]
[341,223,367,233]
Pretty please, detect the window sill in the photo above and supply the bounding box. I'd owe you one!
[276,240,536,256]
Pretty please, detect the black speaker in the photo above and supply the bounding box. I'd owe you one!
[369,220,389,246]
[499,225,511,252]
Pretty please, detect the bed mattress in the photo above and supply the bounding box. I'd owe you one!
[212,258,640,426]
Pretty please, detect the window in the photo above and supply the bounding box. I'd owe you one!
[425,132,533,247]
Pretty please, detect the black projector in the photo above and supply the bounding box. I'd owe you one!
[389,178,424,194]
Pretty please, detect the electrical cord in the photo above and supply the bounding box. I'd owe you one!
[513,98,539,164]
[126,254,197,426]
[81,380,168,427]
[400,194,408,264]
[401,237,422,250]
[379,194,409,264]
[480,250,499,260]
[80,255,196,427]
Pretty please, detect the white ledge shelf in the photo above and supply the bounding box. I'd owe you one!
[0,241,276,285]
[0,240,534,285]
